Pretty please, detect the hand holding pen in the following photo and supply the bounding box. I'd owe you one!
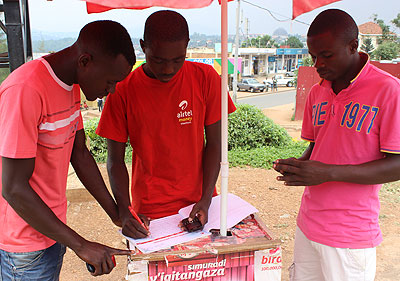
[119,206,150,239]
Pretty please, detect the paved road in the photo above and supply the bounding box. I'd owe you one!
[236,89,296,109]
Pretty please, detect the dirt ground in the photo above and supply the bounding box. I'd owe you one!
[62,104,400,281]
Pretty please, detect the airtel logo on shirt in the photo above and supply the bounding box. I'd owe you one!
[179,100,188,110]
[177,100,193,125]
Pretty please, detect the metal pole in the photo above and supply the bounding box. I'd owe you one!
[3,0,31,72]
[220,0,228,237]
[232,0,240,103]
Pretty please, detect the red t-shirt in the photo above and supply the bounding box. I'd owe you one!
[0,58,82,252]
[97,61,236,218]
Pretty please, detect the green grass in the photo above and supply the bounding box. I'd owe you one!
[228,141,308,169]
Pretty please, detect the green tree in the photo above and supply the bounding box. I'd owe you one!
[391,13,400,30]
[373,14,396,43]
[361,38,375,56]
[0,32,10,83]
[285,36,304,48]
[373,41,400,60]
[302,56,314,67]
[241,35,277,48]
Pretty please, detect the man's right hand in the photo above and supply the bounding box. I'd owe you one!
[74,240,133,276]
[121,212,150,239]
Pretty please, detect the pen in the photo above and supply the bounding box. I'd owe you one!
[128,205,149,231]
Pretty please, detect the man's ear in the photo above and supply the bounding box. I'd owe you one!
[78,53,92,68]
[349,38,359,54]
[140,39,146,53]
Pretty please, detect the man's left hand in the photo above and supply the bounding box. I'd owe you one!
[273,158,332,186]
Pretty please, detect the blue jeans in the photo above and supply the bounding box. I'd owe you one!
[0,242,66,281]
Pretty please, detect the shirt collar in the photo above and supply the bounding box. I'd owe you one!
[319,52,370,90]
[349,52,369,85]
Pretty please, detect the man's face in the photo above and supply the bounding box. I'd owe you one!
[307,31,355,82]
[77,53,132,101]
[141,39,188,83]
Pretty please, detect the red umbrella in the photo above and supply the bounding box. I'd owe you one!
[85,0,340,18]
[292,0,341,19]
[85,0,232,13]
[82,0,341,235]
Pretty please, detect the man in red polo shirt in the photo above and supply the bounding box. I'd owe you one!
[274,9,400,281]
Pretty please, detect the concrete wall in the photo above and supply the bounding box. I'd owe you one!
[294,66,320,121]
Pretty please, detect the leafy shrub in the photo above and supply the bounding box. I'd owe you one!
[84,118,108,162]
[228,141,308,169]
[84,117,132,163]
[228,104,291,150]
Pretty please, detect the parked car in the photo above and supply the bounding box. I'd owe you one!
[263,74,295,87]
[237,78,267,92]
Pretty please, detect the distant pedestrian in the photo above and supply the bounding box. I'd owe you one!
[83,100,89,110]
[272,76,278,92]
[97,97,104,112]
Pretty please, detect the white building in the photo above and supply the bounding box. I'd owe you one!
[238,47,309,76]
[358,22,384,51]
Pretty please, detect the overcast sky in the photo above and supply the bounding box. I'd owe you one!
[29,0,399,38]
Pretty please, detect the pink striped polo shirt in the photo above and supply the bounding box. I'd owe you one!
[299,55,400,248]
[0,58,83,252]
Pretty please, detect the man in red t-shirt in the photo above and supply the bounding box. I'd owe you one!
[96,10,236,239]
[0,21,135,278]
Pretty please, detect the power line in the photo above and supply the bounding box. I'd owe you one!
[241,0,310,26]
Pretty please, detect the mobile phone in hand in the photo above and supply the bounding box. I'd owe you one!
[181,216,203,232]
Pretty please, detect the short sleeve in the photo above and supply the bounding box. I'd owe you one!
[378,79,400,154]
[0,85,42,158]
[204,66,236,126]
[96,82,128,143]
[301,86,316,142]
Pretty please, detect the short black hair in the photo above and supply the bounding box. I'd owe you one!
[143,10,189,44]
[307,9,358,44]
[77,20,136,66]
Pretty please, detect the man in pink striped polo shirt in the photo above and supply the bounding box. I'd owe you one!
[0,21,135,279]
[274,9,400,281]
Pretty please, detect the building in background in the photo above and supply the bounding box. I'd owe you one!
[239,47,308,76]
[358,22,384,50]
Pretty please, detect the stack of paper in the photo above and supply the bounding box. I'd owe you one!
[179,193,259,232]
[122,193,258,253]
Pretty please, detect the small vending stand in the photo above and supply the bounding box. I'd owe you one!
[126,214,282,281]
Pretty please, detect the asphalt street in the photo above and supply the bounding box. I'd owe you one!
[236,89,296,109]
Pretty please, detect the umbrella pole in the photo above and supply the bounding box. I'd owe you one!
[220,0,228,237]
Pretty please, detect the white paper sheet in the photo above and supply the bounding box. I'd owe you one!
[121,214,209,254]
[179,193,259,232]
[121,193,258,253]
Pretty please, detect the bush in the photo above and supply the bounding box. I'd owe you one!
[84,118,108,162]
[84,117,132,163]
[228,141,308,169]
[228,104,291,150]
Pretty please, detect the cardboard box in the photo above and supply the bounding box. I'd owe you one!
[126,214,282,281]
